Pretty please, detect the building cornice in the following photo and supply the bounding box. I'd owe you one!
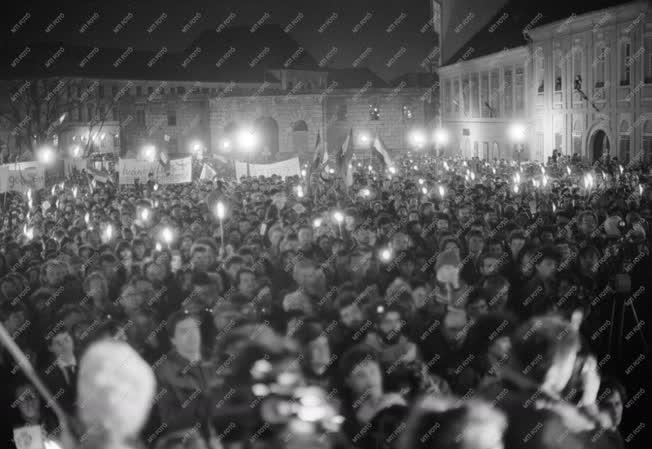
[438,46,530,76]
[526,1,648,41]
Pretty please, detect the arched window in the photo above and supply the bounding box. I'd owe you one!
[594,43,607,89]
[291,120,308,154]
[620,39,631,87]
[572,119,583,156]
[618,119,631,164]
[572,45,583,92]
[643,119,652,164]
[553,50,563,92]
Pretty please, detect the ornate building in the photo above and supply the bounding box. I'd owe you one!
[438,0,651,163]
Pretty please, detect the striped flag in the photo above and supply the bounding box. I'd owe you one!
[337,129,354,189]
[200,163,217,181]
[372,134,394,169]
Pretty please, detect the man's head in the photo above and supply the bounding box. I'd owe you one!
[335,292,363,329]
[373,304,406,345]
[508,230,526,258]
[534,247,560,280]
[466,230,484,255]
[47,323,75,362]
[236,268,257,299]
[479,254,500,277]
[441,309,468,349]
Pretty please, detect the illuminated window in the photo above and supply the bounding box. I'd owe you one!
[619,119,631,164]
[620,40,631,86]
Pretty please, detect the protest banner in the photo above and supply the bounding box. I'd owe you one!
[238,157,301,179]
[0,162,46,194]
[118,157,192,185]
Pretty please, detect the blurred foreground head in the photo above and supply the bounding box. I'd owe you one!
[400,396,507,449]
[77,339,156,446]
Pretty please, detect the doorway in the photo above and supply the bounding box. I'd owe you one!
[589,129,610,162]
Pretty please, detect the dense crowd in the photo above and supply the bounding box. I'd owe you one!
[0,152,650,449]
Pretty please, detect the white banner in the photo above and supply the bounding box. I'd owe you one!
[118,157,192,185]
[244,157,301,179]
[235,161,249,180]
[0,162,46,193]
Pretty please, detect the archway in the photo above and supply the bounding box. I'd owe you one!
[254,117,279,161]
[291,120,309,155]
[589,129,610,162]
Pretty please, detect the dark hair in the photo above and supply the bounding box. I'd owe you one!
[598,376,628,406]
[166,310,200,339]
[338,344,379,380]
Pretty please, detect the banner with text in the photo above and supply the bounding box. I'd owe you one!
[237,157,301,180]
[0,162,46,194]
[118,157,192,185]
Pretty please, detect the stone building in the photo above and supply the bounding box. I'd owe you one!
[1,25,436,164]
[438,0,651,163]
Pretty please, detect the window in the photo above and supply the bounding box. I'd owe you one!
[644,120,652,164]
[619,120,631,164]
[489,70,499,117]
[462,75,470,115]
[572,119,583,156]
[98,85,104,98]
[595,44,607,88]
[136,109,146,127]
[620,40,631,86]
[480,72,489,117]
[87,104,94,121]
[554,115,564,155]
[402,105,413,120]
[168,137,178,153]
[177,86,186,94]
[202,87,209,94]
[504,67,513,114]
[471,73,479,117]
[369,102,380,120]
[554,50,563,92]
[111,86,117,98]
[136,86,142,96]
[535,48,544,93]
[76,107,82,121]
[444,79,451,115]
[515,66,524,112]
[148,86,154,95]
[336,103,347,121]
[113,133,120,150]
[211,88,217,95]
[453,79,460,113]
[112,105,119,121]
[573,46,583,92]
[167,109,177,126]
[645,35,652,84]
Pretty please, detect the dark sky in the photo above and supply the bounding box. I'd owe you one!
[4,0,441,81]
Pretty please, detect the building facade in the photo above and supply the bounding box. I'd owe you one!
[209,87,431,163]
[438,1,651,163]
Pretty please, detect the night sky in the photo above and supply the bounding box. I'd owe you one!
[3,0,449,82]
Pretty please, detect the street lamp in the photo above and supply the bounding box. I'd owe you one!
[142,144,157,162]
[216,201,226,248]
[37,146,56,164]
[333,211,344,236]
[408,129,426,149]
[237,128,258,151]
[509,123,526,163]
[161,227,174,248]
[71,145,82,158]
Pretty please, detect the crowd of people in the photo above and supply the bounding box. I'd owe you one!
[0,151,649,449]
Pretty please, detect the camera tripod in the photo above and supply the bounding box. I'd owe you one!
[607,289,648,365]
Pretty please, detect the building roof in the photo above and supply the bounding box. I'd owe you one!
[443,0,635,67]
[327,67,389,89]
[1,25,319,83]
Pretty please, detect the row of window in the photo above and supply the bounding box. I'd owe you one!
[66,83,222,101]
[535,35,652,97]
[442,66,525,119]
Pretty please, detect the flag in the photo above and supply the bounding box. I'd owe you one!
[200,163,217,181]
[310,131,323,172]
[337,129,354,189]
[159,151,170,175]
[372,134,394,169]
